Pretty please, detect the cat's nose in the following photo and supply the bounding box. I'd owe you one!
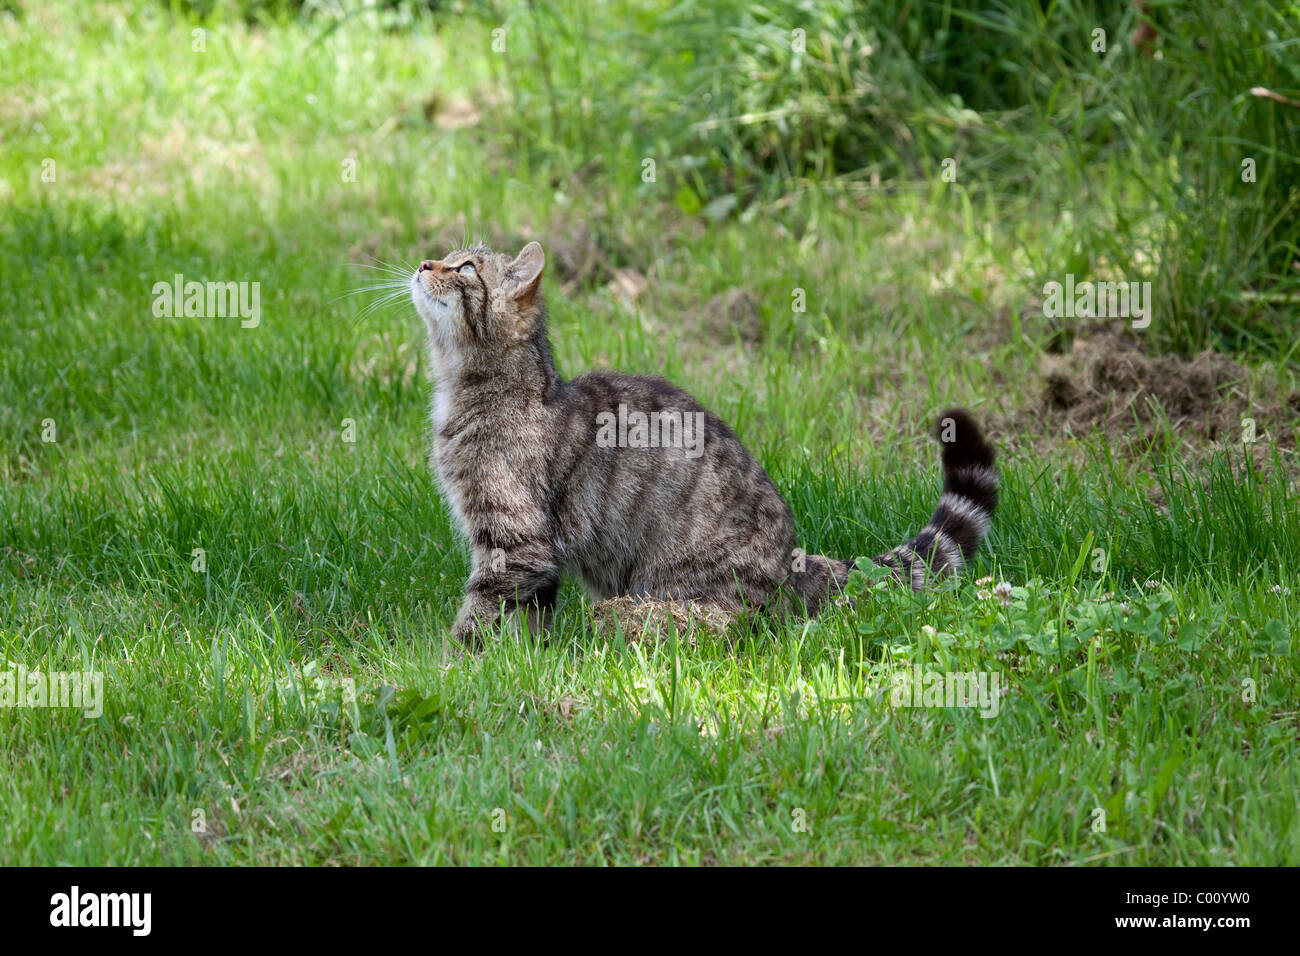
[419,260,438,272]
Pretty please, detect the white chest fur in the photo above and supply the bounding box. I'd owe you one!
[427,347,471,538]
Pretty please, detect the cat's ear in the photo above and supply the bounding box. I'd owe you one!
[507,241,545,301]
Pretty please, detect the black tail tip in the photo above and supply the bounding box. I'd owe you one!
[935,407,995,467]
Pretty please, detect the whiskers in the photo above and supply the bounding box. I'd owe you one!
[335,257,420,329]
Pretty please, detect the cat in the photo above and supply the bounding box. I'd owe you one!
[410,241,997,647]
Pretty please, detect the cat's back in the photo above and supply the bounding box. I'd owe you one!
[546,369,795,595]
[563,369,703,410]
[557,370,729,438]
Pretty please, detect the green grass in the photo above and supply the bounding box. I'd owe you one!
[0,0,1297,864]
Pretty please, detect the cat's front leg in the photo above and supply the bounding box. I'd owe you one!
[450,592,501,648]
[450,541,560,648]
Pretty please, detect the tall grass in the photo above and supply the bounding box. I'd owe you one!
[476,0,1300,357]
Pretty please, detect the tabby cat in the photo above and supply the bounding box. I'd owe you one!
[410,241,997,647]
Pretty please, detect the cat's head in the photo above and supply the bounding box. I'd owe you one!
[411,241,546,353]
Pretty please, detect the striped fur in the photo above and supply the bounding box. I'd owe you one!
[779,410,998,612]
[410,241,997,645]
[866,409,998,592]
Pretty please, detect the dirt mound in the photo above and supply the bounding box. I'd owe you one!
[1040,327,1296,452]
[588,596,735,644]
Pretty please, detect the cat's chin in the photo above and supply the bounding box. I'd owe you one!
[411,279,454,325]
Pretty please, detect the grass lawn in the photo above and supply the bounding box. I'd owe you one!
[1,1,1298,864]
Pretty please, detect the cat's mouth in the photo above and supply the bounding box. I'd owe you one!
[411,273,450,309]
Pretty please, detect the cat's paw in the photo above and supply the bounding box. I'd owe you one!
[450,610,490,651]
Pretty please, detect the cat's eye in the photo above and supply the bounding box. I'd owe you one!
[457,263,477,276]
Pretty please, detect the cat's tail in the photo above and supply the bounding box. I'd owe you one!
[784,409,996,613]
[871,407,997,589]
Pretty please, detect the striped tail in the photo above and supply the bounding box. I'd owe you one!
[873,408,998,590]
